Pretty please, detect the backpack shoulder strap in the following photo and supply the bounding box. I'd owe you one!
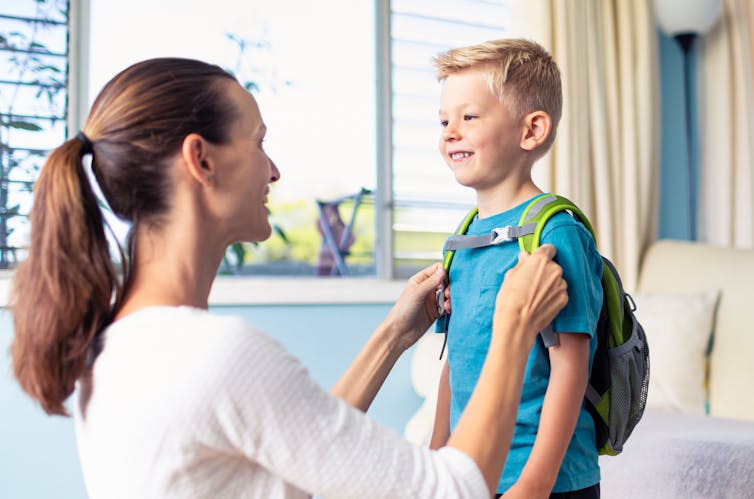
[517,194,597,254]
[517,194,598,348]
[441,207,478,283]
[435,207,478,351]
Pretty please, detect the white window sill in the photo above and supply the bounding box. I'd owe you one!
[208,276,406,305]
[0,271,406,308]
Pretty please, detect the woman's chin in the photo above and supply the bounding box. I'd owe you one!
[255,224,273,242]
[235,224,271,245]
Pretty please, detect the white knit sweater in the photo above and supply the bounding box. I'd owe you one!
[74,306,487,498]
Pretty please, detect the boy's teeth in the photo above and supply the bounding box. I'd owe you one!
[451,152,472,160]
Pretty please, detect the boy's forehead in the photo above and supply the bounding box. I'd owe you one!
[439,71,501,105]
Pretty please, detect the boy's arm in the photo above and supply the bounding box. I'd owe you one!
[429,360,451,449]
[502,332,590,499]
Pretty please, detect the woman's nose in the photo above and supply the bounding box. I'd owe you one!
[269,157,280,183]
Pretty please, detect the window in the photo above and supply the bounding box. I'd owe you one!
[0,0,69,269]
[88,0,377,277]
[389,0,510,278]
[1,0,512,281]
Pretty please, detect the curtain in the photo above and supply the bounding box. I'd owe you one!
[698,0,754,248]
[508,0,660,290]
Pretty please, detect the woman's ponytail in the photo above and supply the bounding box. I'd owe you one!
[10,136,118,416]
[10,57,238,416]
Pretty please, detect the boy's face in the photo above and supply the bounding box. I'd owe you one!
[438,68,524,193]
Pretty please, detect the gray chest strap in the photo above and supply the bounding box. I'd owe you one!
[443,223,537,251]
[442,221,558,348]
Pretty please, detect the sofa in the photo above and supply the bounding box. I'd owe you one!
[405,239,754,498]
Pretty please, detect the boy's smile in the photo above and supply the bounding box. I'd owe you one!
[438,66,527,198]
[449,151,474,161]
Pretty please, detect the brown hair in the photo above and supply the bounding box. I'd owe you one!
[433,38,563,153]
[10,58,238,415]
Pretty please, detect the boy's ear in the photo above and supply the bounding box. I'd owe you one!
[520,111,552,151]
[180,133,216,186]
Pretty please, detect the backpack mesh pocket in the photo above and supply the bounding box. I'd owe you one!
[607,317,650,453]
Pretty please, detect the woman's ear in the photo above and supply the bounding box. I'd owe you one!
[520,111,552,151]
[181,133,215,186]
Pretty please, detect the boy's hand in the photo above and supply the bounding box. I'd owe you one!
[499,481,549,499]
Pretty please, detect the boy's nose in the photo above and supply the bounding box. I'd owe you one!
[442,123,460,141]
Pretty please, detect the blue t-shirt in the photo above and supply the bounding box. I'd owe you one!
[444,195,603,493]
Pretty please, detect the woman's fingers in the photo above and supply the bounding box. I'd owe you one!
[410,262,444,288]
[532,243,557,260]
[496,244,568,333]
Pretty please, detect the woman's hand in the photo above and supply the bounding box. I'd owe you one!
[382,263,446,352]
[333,263,445,410]
[493,245,568,338]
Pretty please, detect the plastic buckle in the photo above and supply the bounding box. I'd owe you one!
[625,292,637,312]
[491,226,513,245]
[436,286,446,316]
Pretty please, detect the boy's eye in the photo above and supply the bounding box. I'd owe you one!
[440,120,448,128]
[463,114,477,121]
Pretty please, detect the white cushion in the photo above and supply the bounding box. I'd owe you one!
[404,333,446,445]
[637,240,754,421]
[632,290,719,415]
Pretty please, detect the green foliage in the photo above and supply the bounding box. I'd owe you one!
[5,120,43,131]
[217,196,377,275]
[0,0,68,268]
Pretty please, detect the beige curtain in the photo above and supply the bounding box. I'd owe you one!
[508,0,660,290]
[698,0,754,248]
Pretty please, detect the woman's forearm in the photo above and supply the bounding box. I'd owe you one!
[332,263,444,412]
[447,314,535,495]
[330,323,403,412]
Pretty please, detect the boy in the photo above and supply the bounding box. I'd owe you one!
[429,39,603,498]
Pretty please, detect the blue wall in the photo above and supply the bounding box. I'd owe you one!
[658,31,699,241]
[0,305,423,498]
[0,309,87,498]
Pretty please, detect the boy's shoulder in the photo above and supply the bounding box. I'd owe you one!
[541,210,593,236]
[541,213,600,259]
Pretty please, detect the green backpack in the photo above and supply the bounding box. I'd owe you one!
[437,193,650,455]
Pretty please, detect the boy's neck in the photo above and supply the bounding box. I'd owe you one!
[476,180,543,219]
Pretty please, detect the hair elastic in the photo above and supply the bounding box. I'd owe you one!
[76,131,93,155]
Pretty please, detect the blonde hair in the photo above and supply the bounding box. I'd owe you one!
[434,38,562,152]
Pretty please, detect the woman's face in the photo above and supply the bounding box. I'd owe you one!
[213,81,281,244]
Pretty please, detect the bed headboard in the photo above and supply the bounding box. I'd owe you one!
[637,239,754,421]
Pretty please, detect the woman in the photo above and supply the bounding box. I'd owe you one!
[10,58,567,498]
